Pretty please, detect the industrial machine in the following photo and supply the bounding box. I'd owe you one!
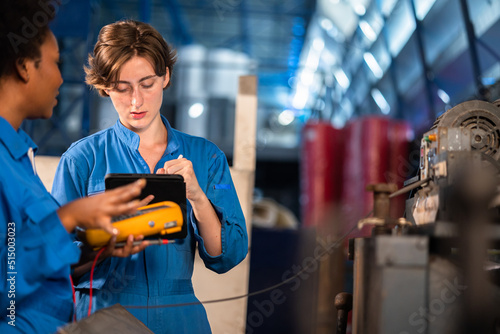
[341,100,500,334]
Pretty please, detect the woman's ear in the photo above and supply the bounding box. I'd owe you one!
[15,58,30,83]
[163,67,170,88]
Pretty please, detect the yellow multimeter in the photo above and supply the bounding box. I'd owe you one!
[83,201,183,249]
[105,173,187,240]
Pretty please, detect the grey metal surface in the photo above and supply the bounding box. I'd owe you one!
[427,256,464,334]
[353,236,429,334]
[375,236,428,267]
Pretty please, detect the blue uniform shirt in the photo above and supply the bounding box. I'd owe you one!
[0,116,80,333]
[52,116,248,333]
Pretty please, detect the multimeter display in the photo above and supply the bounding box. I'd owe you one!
[110,204,170,223]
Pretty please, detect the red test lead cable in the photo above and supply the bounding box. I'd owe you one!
[69,275,76,322]
[88,247,106,317]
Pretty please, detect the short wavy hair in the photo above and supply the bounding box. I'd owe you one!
[0,0,58,78]
[85,20,177,97]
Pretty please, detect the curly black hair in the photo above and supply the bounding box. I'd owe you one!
[0,0,59,78]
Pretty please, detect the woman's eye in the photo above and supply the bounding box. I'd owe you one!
[141,83,154,89]
[115,86,130,93]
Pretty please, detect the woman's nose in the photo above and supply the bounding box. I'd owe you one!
[131,89,144,108]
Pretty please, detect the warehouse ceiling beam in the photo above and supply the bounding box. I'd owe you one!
[140,0,152,23]
[240,0,252,56]
[162,0,193,45]
[410,0,436,120]
[459,0,486,100]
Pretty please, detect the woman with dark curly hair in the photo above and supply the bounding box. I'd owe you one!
[52,20,248,333]
[0,2,149,332]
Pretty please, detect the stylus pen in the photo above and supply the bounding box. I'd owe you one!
[115,239,175,247]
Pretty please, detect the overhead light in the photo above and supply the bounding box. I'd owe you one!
[278,110,295,126]
[304,45,321,72]
[354,4,366,16]
[371,88,390,115]
[188,102,204,118]
[380,0,398,16]
[334,68,350,90]
[312,38,324,51]
[437,89,450,104]
[363,52,383,79]
[359,20,377,42]
[320,18,334,31]
[415,0,436,20]
[292,83,309,110]
[300,70,314,86]
[325,22,340,39]
[321,49,336,66]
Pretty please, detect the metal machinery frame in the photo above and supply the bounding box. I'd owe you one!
[337,99,500,334]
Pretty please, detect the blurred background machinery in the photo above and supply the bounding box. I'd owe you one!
[346,99,500,334]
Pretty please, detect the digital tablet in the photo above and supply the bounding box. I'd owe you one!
[105,173,187,240]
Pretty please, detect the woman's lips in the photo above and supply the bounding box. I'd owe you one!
[131,111,147,119]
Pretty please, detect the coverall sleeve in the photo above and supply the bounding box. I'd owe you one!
[0,188,79,312]
[52,153,88,204]
[192,151,249,274]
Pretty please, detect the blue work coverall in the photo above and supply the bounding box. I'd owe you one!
[52,116,248,333]
[0,116,80,333]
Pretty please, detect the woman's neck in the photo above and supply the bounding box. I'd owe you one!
[135,116,168,173]
[136,116,167,148]
[0,79,29,130]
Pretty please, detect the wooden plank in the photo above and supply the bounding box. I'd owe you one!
[194,75,257,334]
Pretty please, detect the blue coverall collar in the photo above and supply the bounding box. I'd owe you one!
[112,114,180,155]
[0,116,38,160]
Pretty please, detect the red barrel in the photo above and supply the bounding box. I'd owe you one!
[300,121,345,228]
[387,121,414,219]
[341,117,390,238]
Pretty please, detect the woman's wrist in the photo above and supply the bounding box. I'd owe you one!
[189,189,210,208]
[57,204,78,233]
